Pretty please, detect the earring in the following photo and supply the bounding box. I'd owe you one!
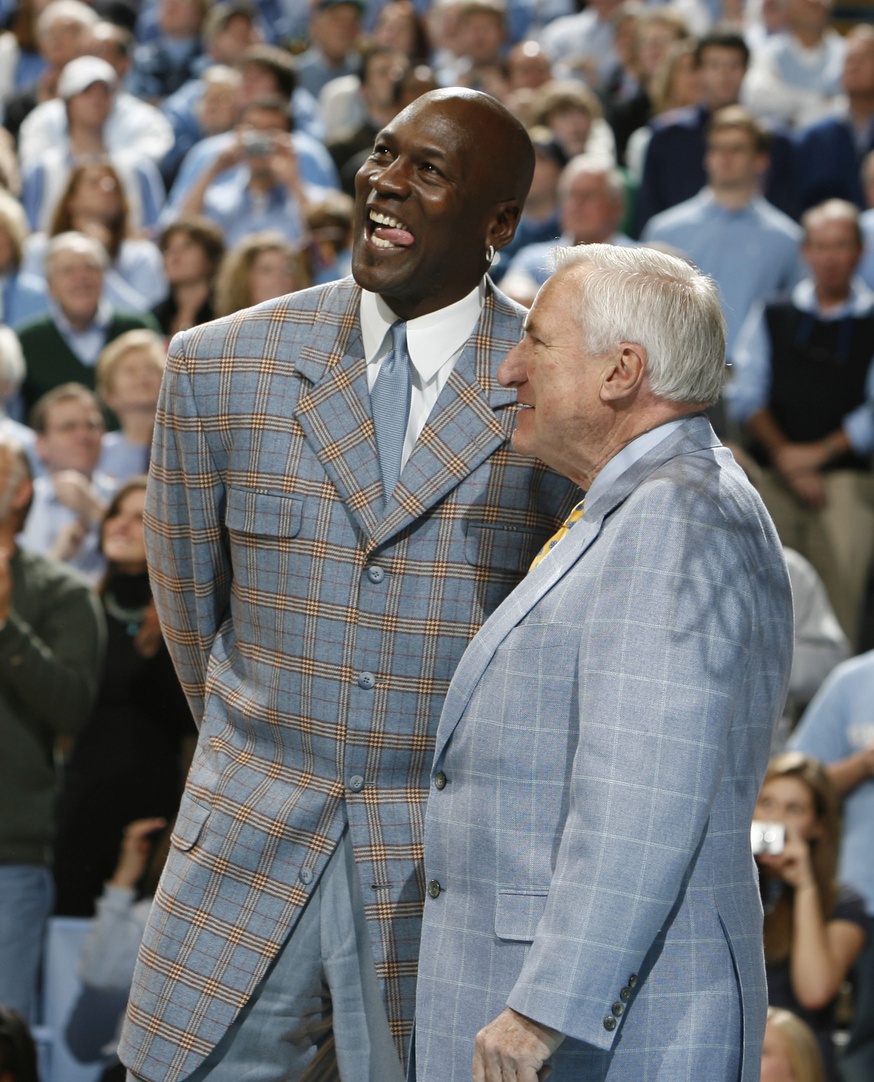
[486,244,496,264]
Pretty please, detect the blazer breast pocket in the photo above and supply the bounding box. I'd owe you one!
[225,487,304,539]
[495,889,549,942]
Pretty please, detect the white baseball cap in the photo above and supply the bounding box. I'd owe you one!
[57,56,118,100]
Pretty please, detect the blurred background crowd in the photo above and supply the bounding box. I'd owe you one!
[1,0,874,1079]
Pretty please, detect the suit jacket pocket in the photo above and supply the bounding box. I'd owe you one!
[495,889,549,942]
[225,488,303,538]
[170,792,212,853]
[465,523,541,573]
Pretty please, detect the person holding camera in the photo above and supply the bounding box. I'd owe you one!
[754,751,868,1080]
[176,94,315,249]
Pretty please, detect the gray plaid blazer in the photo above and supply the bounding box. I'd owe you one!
[120,276,576,1082]
[415,417,794,1081]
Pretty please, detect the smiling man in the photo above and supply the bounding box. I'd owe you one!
[121,88,576,1082]
[415,244,794,1081]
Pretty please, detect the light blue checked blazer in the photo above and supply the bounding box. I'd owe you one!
[121,277,577,1082]
[415,416,794,1082]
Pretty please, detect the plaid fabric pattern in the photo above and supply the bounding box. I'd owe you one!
[122,277,577,1082]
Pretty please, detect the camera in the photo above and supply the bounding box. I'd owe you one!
[751,820,785,856]
[242,131,274,157]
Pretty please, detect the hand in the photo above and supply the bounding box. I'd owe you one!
[473,1008,564,1082]
[109,817,168,889]
[50,518,87,562]
[52,470,105,524]
[270,136,302,193]
[756,824,816,892]
[212,136,247,176]
[134,600,163,659]
[783,468,827,509]
[773,442,829,477]
[0,544,13,624]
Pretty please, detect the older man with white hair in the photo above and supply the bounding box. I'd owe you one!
[414,244,794,1081]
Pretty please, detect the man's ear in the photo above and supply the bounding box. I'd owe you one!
[489,200,523,251]
[601,343,647,401]
[11,476,33,513]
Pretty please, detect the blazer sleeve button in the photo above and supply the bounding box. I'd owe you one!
[603,1016,617,1032]
[612,1002,624,1017]
[620,988,631,1002]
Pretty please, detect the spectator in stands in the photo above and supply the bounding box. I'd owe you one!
[642,106,803,357]
[755,752,867,1080]
[371,0,430,64]
[295,0,364,100]
[19,57,166,234]
[17,232,159,413]
[23,162,167,312]
[500,155,631,306]
[795,25,874,214]
[213,231,310,317]
[19,383,117,582]
[791,652,874,1082]
[742,0,844,130]
[728,199,874,642]
[635,30,798,232]
[95,330,165,483]
[0,0,47,106]
[0,431,104,1019]
[761,1007,824,1082]
[529,79,617,164]
[54,476,194,917]
[0,1005,40,1082]
[150,215,224,335]
[177,94,313,248]
[0,190,48,330]
[0,329,39,477]
[537,0,621,91]
[128,0,207,103]
[305,191,353,284]
[2,0,98,141]
[237,42,324,144]
[435,0,507,90]
[326,45,408,194]
[17,23,174,168]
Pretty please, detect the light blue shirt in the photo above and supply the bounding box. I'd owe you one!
[642,190,804,356]
[200,177,307,249]
[727,278,874,454]
[49,299,115,369]
[586,418,688,509]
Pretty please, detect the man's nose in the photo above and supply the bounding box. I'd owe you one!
[370,156,411,197]
[497,341,527,388]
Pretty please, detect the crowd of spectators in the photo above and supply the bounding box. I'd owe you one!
[0,0,874,1079]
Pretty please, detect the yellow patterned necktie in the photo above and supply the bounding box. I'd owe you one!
[529,500,586,571]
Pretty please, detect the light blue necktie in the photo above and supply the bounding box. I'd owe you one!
[370,320,412,501]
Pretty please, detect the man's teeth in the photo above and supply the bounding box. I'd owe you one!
[370,211,408,230]
[372,235,395,248]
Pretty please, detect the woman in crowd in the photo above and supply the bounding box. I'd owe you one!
[756,752,868,1080]
[53,477,194,917]
[150,215,225,336]
[22,161,166,311]
[372,0,430,64]
[214,231,310,317]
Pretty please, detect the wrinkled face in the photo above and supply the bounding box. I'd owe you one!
[102,487,147,572]
[755,776,820,842]
[248,248,297,305]
[47,248,103,325]
[803,217,862,297]
[352,95,512,320]
[37,396,104,474]
[497,269,610,482]
[560,171,623,244]
[698,45,746,109]
[104,349,164,414]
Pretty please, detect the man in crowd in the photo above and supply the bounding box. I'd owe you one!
[727,199,874,643]
[122,88,575,1082]
[16,232,158,412]
[642,106,803,358]
[414,242,793,1081]
[0,431,105,1019]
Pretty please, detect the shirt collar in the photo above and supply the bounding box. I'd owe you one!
[49,296,113,336]
[791,277,874,319]
[585,418,688,507]
[360,281,485,386]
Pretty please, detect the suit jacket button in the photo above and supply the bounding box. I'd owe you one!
[603,1016,617,1032]
[367,566,385,583]
[612,1002,624,1017]
[427,880,442,899]
[358,672,375,689]
[299,867,313,884]
[348,775,364,792]
[434,772,447,790]
[620,987,631,1002]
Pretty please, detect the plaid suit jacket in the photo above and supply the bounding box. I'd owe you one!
[121,276,577,1081]
[415,417,794,1081]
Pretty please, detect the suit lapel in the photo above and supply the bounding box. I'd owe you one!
[433,415,722,759]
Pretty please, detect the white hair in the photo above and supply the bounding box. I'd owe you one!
[558,154,626,204]
[46,230,109,271]
[0,432,31,522]
[36,0,99,35]
[0,327,25,391]
[552,243,727,406]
